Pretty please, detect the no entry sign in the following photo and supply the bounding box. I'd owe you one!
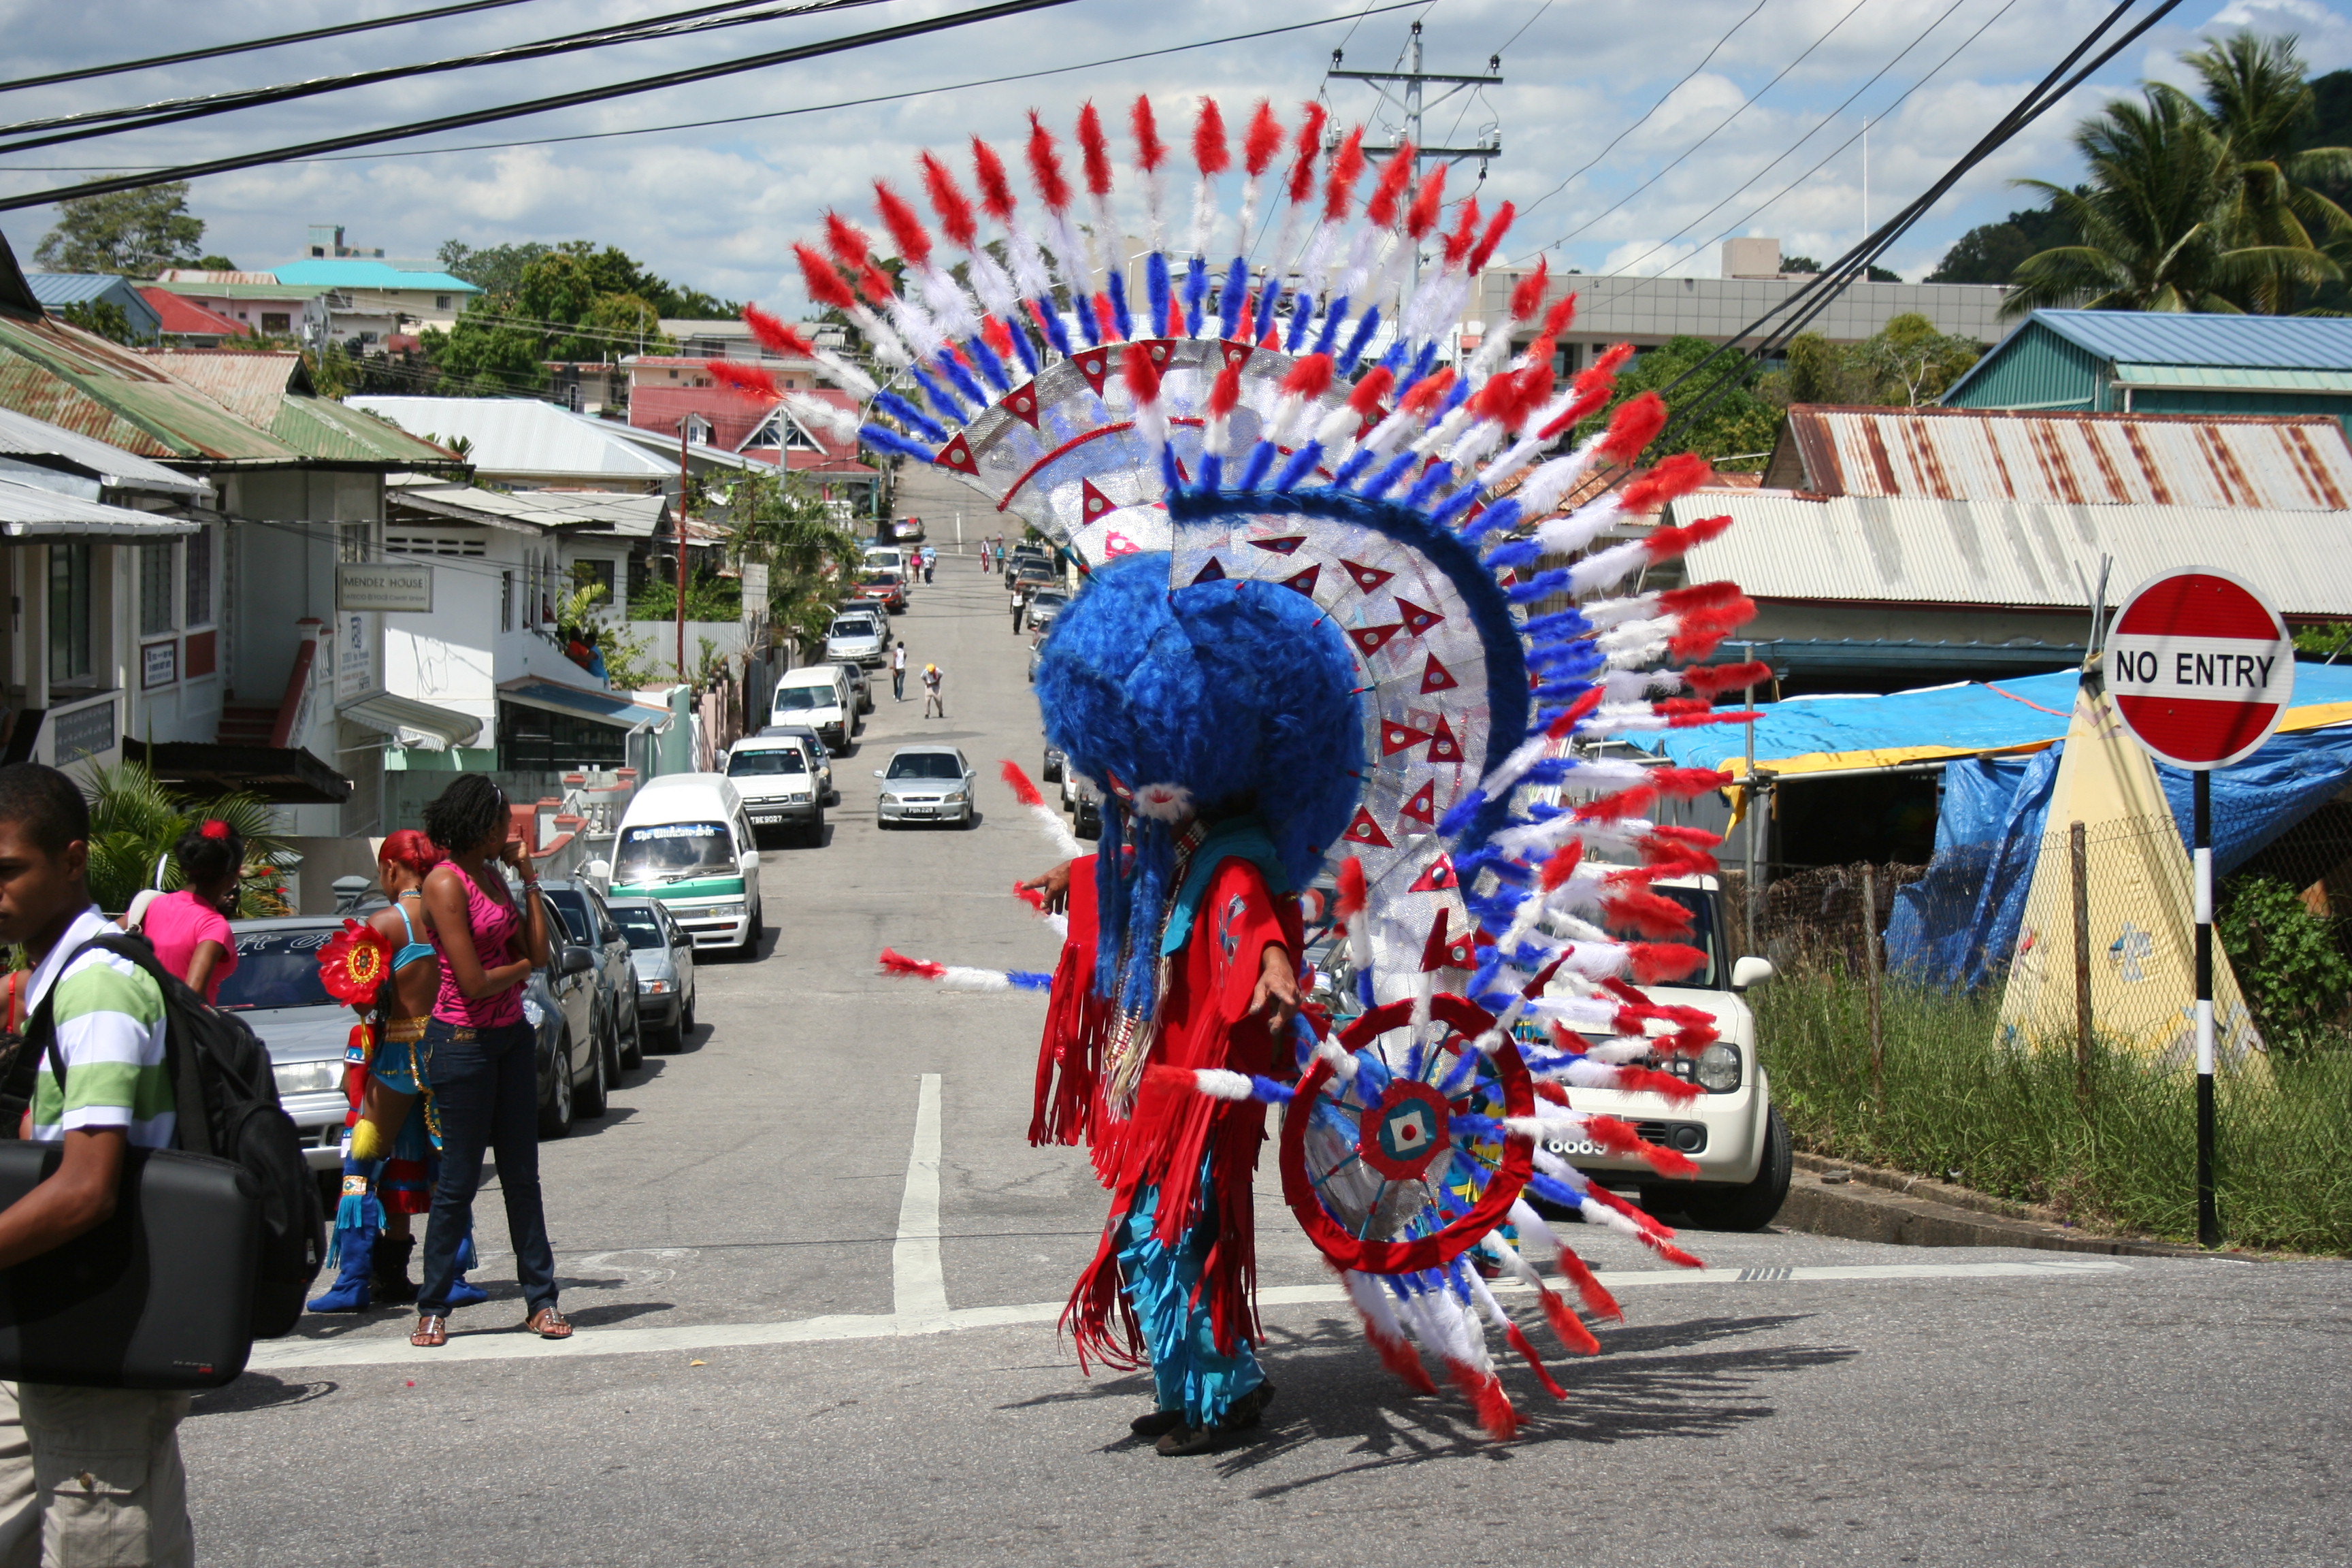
[2106,568,2293,770]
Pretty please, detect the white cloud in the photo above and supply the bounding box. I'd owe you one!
[2209,1,2352,71]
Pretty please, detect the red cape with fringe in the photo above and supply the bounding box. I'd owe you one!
[1041,853,1301,1370]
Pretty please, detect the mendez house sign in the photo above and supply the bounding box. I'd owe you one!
[336,561,434,614]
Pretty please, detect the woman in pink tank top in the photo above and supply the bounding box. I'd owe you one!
[410,774,566,1348]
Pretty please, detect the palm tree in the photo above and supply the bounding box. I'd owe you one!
[2002,86,2340,317]
[78,760,289,917]
[2178,31,2352,312]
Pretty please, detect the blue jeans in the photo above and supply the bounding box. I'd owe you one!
[419,1019,557,1317]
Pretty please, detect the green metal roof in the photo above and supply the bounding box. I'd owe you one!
[149,280,328,301]
[0,316,304,464]
[272,393,457,466]
[2110,363,2352,394]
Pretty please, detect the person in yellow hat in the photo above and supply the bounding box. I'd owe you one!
[921,662,945,719]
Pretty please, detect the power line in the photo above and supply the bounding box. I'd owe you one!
[0,0,553,97]
[1513,0,1771,224]
[1493,0,1552,56]
[0,0,1079,214]
[0,0,890,158]
[0,0,1435,174]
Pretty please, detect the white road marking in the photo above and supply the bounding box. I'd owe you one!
[892,1073,948,1317]
[243,1258,2131,1371]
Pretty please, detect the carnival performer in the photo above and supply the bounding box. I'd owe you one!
[411,775,568,1346]
[308,830,488,1313]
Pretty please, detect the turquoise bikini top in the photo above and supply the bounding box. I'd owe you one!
[393,891,436,972]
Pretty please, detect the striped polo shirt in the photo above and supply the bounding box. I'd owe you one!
[27,905,174,1148]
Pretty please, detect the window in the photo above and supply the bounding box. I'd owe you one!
[48,542,92,686]
[184,525,212,626]
[435,294,452,310]
[501,569,514,632]
[137,541,173,637]
[337,521,370,564]
[572,558,614,606]
[385,532,485,557]
[260,312,289,334]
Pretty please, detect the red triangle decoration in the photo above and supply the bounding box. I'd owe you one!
[1346,622,1405,657]
[1341,806,1392,849]
[934,433,977,475]
[1397,781,1437,826]
[1340,559,1395,594]
[1281,564,1321,595]
[1426,716,1463,764]
[1419,655,1458,694]
[1379,721,1431,756]
[1357,412,1383,442]
[1219,341,1254,372]
[1079,479,1116,525]
[1002,383,1042,427]
[1248,536,1307,555]
[1072,350,1111,395]
[1145,340,1174,365]
[1407,855,1456,892]
[1103,531,1141,557]
[1446,930,1480,968]
[1396,598,1445,638]
[1191,556,1228,585]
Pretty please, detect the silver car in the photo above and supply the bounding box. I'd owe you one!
[875,745,976,829]
[824,610,889,670]
[609,898,698,1050]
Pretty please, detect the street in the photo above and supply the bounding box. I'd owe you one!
[189,489,2352,1567]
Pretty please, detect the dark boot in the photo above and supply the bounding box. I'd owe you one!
[372,1232,418,1305]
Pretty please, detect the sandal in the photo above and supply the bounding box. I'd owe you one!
[409,1313,447,1348]
[524,1306,574,1340]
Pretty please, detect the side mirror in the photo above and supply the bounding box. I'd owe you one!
[561,945,597,976]
[585,858,610,885]
[1731,956,1777,990]
[715,749,729,770]
[872,769,885,778]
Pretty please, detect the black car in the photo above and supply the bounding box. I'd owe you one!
[537,878,644,1081]
[529,898,608,1139]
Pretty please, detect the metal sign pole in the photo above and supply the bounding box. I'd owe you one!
[2193,768,2217,1247]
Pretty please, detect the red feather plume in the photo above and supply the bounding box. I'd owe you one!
[1365,140,1416,228]
[1241,99,1282,176]
[1468,199,1515,274]
[1509,257,1551,322]
[971,137,1017,221]
[1192,96,1229,176]
[1346,363,1394,415]
[1279,353,1334,400]
[791,244,857,312]
[1597,391,1667,466]
[1130,94,1165,171]
[1075,101,1114,197]
[919,150,978,250]
[1443,195,1483,267]
[1206,357,1244,421]
[1286,101,1327,204]
[1120,340,1162,406]
[871,180,932,269]
[1024,111,1071,211]
[742,304,813,357]
[998,759,1047,809]
[706,361,780,401]
[1405,161,1446,239]
[1322,127,1366,221]
[1335,855,1368,920]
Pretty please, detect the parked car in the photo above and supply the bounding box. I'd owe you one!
[826,610,889,672]
[1064,770,1100,838]
[760,721,836,803]
[889,515,926,543]
[875,745,977,829]
[772,666,855,750]
[521,902,608,1138]
[1041,744,1064,783]
[858,570,909,614]
[1025,588,1069,632]
[1006,553,1051,589]
[538,877,643,1076]
[609,898,697,1051]
[862,545,907,576]
[725,731,826,845]
[1536,875,1791,1230]
[595,772,766,956]
[1004,544,1049,582]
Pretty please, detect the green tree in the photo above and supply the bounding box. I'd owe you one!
[57,299,141,344]
[78,760,289,918]
[2219,875,2352,1044]
[33,182,208,276]
[421,306,549,397]
[1850,312,1982,406]
[1575,336,1784,470]
[723,471,867,650]
[1926,202,2081,284]
[193,252,237,272]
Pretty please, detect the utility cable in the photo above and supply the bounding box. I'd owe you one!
[0,0,551,97]
[0,0,1081,214]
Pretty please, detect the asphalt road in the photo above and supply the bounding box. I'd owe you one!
[188,487,2352,1567]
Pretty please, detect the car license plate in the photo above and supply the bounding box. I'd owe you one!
[1545,1139,1610,1159]
[903,806,933,816]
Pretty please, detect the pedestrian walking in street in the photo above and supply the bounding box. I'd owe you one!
[1011,585,1026,636]
[921,547,936,585]
[125,818,243,1002]
[411,776,570,1349]
[979,542,992,574]
[892,643,908,702]
[0,764,197,1565]
[921,662,945,718]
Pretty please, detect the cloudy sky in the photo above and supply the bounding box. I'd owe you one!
[0,0,2345,312]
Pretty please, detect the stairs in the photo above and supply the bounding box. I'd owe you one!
[216,704,278,747]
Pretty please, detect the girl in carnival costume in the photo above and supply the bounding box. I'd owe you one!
[747,94,1766,1450]
[308,830,487,1313]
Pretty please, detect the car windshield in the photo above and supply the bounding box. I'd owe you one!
[1603,885,1723,989]
[887,753,964,781]
[728,747,806,777]
[615,822,736,884]
[829,619,877,639]
[216,927,336,1011]
[537,887,594,945]
[612,906,668,951]
[776,683,834,710]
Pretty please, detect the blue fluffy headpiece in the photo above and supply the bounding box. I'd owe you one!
[1034,551,1365,1014]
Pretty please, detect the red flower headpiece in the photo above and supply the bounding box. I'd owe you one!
[199,819,231,840]
[318,918,394,1007]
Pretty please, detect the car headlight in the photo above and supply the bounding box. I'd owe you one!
[943,791,968,804]
[523,998,546,1028]
[638,977,674,994]
[272,1059,341,1097]
[1695,1042,1743,1093]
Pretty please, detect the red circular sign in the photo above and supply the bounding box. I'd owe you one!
[2107,568,2293,770]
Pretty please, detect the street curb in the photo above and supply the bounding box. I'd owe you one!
[1777,1153,2214,1259]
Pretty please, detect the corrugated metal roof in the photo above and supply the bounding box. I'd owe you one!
[2027,309,2352,370]
[0,406,209,496]
[154,270,279,286]
[0,316,304,463]
[1671,492,2352,617]
[148,280,325,301]
[1774,405,2352,508]
[145,350,293,426]
[24,274,136,307]
[270,261,478,293]
[350,396,676,478]
[0,476,199,536]
[145,350,459,468]
[388,478,664,535]
[137,289,246,339]
[2112,363,2352,393]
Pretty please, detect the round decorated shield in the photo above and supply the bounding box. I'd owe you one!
[1278,992,1533,1275]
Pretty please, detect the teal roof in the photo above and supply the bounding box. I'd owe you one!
[1947,309,2352,405]
[270,261,479,293]
[2111,363,2352,394]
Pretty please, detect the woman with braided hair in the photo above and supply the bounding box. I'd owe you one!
[132,818,242,1002]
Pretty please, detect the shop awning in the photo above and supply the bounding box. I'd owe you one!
[122,740,350,804]
[339,689,481,749]
[0,478,201,538]
[495,679,670,730]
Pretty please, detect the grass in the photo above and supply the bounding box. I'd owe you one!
[1750,969,2352,1255]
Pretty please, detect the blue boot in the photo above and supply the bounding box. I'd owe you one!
[308,1163,378,1313]
[447,1225,489,1309]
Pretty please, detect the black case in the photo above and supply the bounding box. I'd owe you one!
[0,1143,259,1390]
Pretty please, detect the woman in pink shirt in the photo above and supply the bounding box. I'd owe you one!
[138,819,242,1002]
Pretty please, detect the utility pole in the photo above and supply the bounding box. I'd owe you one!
[676,424,691,686]
[1327,22,1502,298]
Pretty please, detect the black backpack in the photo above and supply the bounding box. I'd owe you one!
[25,935,324,1339]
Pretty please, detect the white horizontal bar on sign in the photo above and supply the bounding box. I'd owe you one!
[2108,633,2293,705]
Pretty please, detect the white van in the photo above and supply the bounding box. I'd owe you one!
[772,665,855,749]
[724,732,825,847]
[862,545,906,576]
[593,774,764,956]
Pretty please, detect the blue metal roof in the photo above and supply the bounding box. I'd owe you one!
[2025,309,2352,370]
[270,260,479,293]
[25,273,141,306]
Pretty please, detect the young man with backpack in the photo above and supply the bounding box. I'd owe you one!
[0,764,194,1565]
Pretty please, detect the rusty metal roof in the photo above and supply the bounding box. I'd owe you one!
[1670,491,2352,618]
[0,316,303,464]
[1767,404,2352,510]
[144,350,461,468]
